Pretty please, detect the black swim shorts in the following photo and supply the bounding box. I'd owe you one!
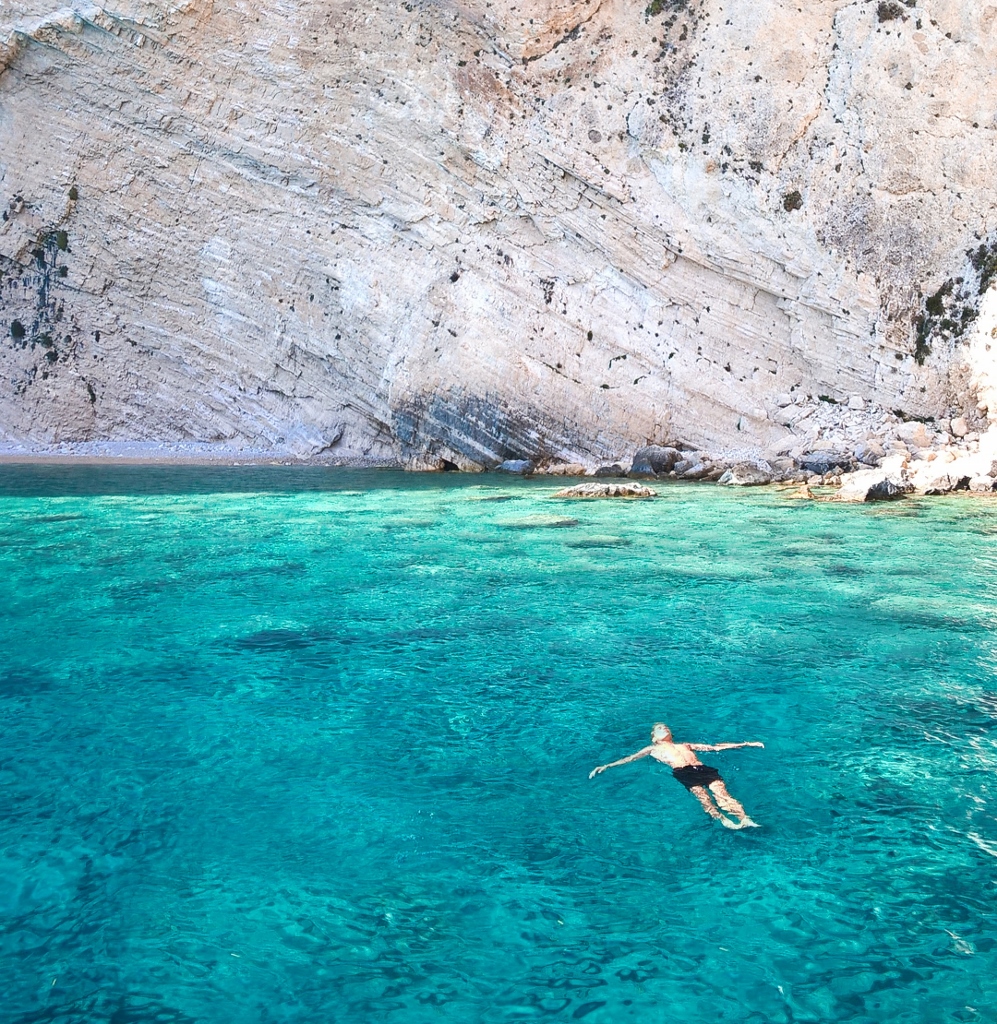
[672,764,722,790]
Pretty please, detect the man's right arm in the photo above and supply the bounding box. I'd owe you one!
[688,741,764,751]
[589,746,653,779]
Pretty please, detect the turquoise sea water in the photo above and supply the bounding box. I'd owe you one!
[1,467,996,1023]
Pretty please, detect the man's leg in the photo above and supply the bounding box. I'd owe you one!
[709,780,759,827]
[689,785,736,827]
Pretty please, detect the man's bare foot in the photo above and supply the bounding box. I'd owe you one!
[720,816,760,830]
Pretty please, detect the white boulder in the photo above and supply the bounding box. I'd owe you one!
[896,422,931,448]
[717,462,775,486]
[835,468,913,502]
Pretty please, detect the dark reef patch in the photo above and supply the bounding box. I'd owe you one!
[229,627,337,653]
[0,667,53,697]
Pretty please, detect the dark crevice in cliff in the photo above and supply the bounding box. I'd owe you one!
[521,2,605,65]
[914,234,997,365]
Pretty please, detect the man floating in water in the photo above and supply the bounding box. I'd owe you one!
[589,722,763,829]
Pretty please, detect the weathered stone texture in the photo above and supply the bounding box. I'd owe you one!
[1,0,996,463]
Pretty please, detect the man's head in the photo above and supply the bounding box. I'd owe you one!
[651,723,672,743]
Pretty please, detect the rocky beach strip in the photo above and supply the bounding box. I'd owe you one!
[491,407,997,503]
[2,385,996,505]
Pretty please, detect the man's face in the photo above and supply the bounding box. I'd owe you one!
[652,725,671,743]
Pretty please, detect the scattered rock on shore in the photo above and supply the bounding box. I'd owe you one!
[673,457,721,480]
[854,440,884,466]
[798,450,853,475]
[907,460,972,495]
[629,445,681,477]
[553,482,657,499]
[490,425,997,503]
[497,459,533,475]
[717,461,775,486]
[905,452,997,494]
[835,468,913,502]
[896,421,931,448]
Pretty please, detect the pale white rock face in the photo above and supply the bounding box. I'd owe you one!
[836,466,913,502]
[896,421,931,448]
[1,0,997,464]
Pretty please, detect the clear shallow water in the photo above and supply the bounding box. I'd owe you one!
[1,467,996,1024]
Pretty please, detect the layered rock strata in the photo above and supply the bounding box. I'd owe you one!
[2,0,997,467]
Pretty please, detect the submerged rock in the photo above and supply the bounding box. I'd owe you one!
[566,535,632,548]
[835,468,913,502]
[500,515,579,529]
[553,482,656,499]
[717,461,775,486]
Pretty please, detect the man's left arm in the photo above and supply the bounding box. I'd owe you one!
[688,741,764,751]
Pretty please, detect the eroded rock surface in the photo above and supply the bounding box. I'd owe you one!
[2,0,997,464]
[553,481,656,498]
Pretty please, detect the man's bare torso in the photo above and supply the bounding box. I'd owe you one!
[647,740,704,769]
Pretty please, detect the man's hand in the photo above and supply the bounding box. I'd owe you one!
[588,765,607,779]
[747,742,765,748]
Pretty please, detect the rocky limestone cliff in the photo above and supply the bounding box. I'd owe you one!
[1,0,996,467]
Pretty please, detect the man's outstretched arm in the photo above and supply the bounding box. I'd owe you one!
[589,746,653,779]
[688,741,764,751]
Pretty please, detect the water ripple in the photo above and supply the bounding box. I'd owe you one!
[0,472,995,1022]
